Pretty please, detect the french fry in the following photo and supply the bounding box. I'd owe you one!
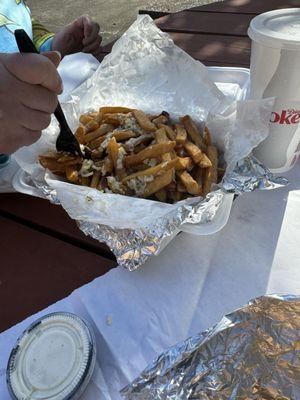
[142,170,174,198]
[203,145,218,196]
[98,176,108,191]
[198,152,212,168]
[39,107,221,204]
[80,176,91,186]
[177,170,200,196]
[193,166,203,188]
[125,141,176,167]
[133,110,156,132]
[79,114,94,125]
[129,163,149,173]
[133,144,147,154]
[184,141,212,167]
[168,190,182,203]
[175,157,193,171]
[158,124,176,141]
[57,154,82,165]
[107,137,119,171]
[89,136,106,150]
[102,156,114,174]
[170,150,177,159]
[91,149,104,161]
[175,124,187,145]
[107,138,126,179]
[103,114,121,127]
[90,171,101,188]
[66,165,79,183]
[166,182,176,192]
[124,134,154,153]
[177,182,186,193]
[75,125,86,144]
[184,141,203,164]
[100,106,133,115]
[82,123,114,144]
[89,129,137,149]
[85,119,99,133]
[113,130,137,142]
[95,111,104,123]
[39,155,67,173]
[155,189,167,202]
[155,127,167,143]
[155,127,172,162]
[180,115,206,151]
[203,126,212,146]
[152,113,169,125]
[122,158,177,183]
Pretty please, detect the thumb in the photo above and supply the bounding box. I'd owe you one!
[81,15,93,39]
[42,51,61,68]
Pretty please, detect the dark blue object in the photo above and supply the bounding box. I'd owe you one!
[0,154,10,168]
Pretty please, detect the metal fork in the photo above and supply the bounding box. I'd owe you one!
[14,29,84,157]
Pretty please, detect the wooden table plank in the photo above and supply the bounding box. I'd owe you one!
[0,194,114,260]
[190,0,300,14]
[0,216,116,332]
[171,32,250,66]
[156,11,253,36]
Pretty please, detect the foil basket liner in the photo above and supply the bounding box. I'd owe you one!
[121,294,300,399]
[33,155,287,271]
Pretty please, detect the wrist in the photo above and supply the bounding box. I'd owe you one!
[39,36,54,53]
[51,33,66,58]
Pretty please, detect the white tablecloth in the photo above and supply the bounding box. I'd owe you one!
[1,53,300,399]
[1,160,300,399]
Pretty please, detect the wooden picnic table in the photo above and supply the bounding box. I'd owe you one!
[0,0,297,332]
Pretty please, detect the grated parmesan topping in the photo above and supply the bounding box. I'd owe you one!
[127,175,154,196]
[143,158,157,167]
[113,114,143,135]
[107,176,125,194]
[100,131,114,150]
[91,161,103,172]
[116,147,126,171]
[79,159,94,177]
[125,134,154,152]
[123,116,142,133]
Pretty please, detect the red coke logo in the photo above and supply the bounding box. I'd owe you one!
[270,109,300,125]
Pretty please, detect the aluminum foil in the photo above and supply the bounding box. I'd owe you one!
[30,155,286,271]
[121,294,300,399]
[14,15,287,270]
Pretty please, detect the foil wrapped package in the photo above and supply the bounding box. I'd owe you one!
[121,295,300,399]
[15,15,286,270]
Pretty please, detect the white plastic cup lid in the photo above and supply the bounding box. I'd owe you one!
[248,8,300,50]
[6,312,96,400]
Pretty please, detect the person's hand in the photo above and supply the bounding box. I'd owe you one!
[52,15,102,60]
[0,51,62,154]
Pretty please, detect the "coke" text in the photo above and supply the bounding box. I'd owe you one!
[270,109,300,124]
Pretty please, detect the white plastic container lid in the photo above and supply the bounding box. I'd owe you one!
[248,8,300,50]
[6,312,96,400]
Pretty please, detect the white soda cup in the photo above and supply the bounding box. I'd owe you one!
[248,8,300,173]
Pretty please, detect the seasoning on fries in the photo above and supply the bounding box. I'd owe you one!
[39,108,224,203]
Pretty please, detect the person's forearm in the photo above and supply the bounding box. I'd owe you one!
[31,17,54,52]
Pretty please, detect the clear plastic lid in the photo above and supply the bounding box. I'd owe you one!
[6,312,96,400]
[248,8,300,50]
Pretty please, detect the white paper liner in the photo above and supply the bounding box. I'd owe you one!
[14,16,286,270]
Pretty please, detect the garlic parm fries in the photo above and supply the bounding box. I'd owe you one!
[39,108,223,203]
